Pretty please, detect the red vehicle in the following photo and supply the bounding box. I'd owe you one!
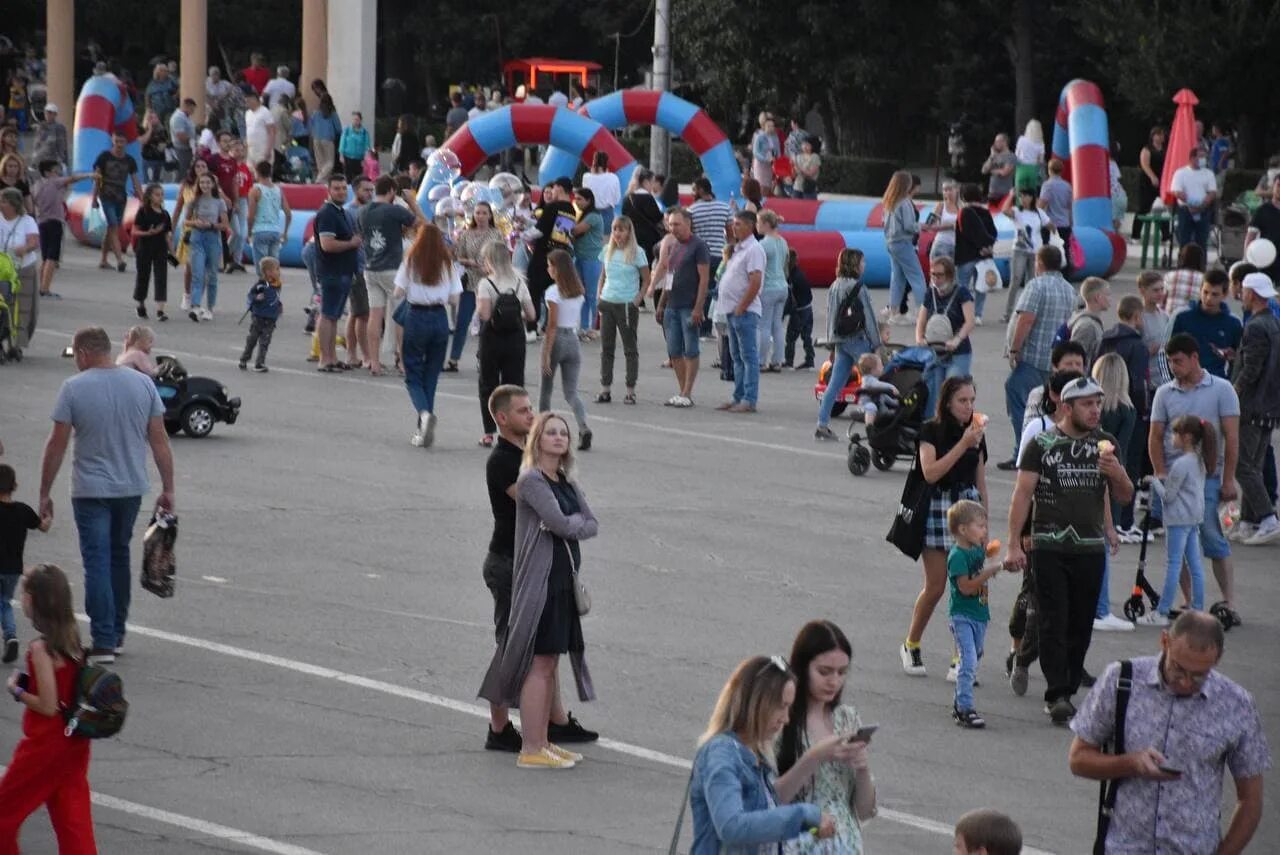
[813,358,863,418]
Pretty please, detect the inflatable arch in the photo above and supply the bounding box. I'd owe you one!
[1049,79,1126,278]
[416,104,638,209]
[537,90,742,206]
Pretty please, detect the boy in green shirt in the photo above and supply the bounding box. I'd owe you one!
[948,500,1012,729]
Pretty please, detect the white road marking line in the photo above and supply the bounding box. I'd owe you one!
[0,765,328,855]
[82,616,1053,853]
[200,575,229,583]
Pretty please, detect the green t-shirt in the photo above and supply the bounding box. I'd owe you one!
[574,211,605,261]
[948,544,989,622]
[1018,426,1118,553]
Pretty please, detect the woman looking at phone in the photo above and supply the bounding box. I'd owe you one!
[775,620,877,855]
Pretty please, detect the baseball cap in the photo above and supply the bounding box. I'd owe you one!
[1060,376,1104,402]
[1242,272,1277,299]
[44,103,59,114]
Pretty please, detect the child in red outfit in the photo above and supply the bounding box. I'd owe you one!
[0,564,97,854]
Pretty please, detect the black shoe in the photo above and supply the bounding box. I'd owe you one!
[578,429,593,451]
[2,637,17,664]
[1047,698,1076,726]
[1080,669,1096,688]
[484,721,523,753]
[953,707,986,729]
[996,458,1018,471]
[253,364,269,373]
[156,310,169,322]
[1004,651,1015,678]
[238,361,248,370]
[548,712,598,743]
[136,303,148,319]
[797,361,814,370]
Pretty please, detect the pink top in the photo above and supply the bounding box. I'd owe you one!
[116,349,157,376]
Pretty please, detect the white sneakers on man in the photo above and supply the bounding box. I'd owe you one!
[1093,613,1135,632]
[1134,612,1170,627]
[1243,517,1280,546]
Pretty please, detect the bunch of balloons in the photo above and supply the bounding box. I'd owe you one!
[423,149,536,249]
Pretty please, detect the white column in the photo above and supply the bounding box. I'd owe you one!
[326,0,376,146]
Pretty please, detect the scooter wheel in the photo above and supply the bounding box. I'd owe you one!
[1123,599,1145,621]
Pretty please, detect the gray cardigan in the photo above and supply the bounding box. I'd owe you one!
[883,198,919,244]
[824,277,882,349]
[1150,453,1206,527]
[479,467,598,708]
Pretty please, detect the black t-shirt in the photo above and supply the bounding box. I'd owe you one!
[953,206,996,266]
[919,419,988,490]
[665,236,710,310]
[93,151,137,203]
[134,206,172,252]
[1019,426,1118,554]
[531,200,576,260]
[0,501,41,575]
[485,437,524,558]
[1249,202,1280,280]
[623,192,665,260]
[789,265,813,310]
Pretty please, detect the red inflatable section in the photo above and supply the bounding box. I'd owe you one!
[786,231,849,287]
[681,111,727,157]
[621,90,662,127]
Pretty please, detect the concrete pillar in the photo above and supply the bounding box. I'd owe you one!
[180,0,208,122]
[300,0,328,109]
[46,0,75,132]
[326,0,376,146]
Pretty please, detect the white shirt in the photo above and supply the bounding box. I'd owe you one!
[582,171,621,209]
[468,106,485,121]
[395,260,463,306]
[198,127,217,152]
[245,105,276,151]
[261,77,296,109]
[1015,135,1044,165]
[547,90,569,109]
[1171,165,1217,207]
[0,214,39,268]
[1018,413,1055,464]
[545,284,583,330]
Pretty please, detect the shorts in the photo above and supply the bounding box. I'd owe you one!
[38,220,63,262]
[481,552,513,645]
[662,306,700,359]
[99,199,125,227]
[318,273,352,321]
[925,485,981,551]
[348,273,369,318]
[364,268,397,310]
[1200,475,1230,560]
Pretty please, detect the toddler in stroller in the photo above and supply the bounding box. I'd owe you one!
[846,346,932,476]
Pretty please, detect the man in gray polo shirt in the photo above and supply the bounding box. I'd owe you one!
[1148,333,1241,626]
[39,327,176,664]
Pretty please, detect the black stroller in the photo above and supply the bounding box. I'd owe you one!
[846,347,931,476]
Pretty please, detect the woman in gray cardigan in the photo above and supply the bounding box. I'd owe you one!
[479,412,599,770]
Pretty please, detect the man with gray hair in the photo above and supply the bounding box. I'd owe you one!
[263,65,297,110]
[39,327,176,665]
[1069,610,1270,854]
[653,206,710,407]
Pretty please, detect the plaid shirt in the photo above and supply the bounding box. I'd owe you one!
[1162,268,1203,316]
[1012,271,1076,371]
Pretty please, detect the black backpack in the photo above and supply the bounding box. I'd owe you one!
[834,282,867,338]
[488,279,524,334]
[62,662,128,739]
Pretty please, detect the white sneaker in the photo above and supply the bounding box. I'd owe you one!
[525,330,537,343]
[1228,522,1258,543]
[899,644,926,676]
[974,317,984,326]
[946,661,959,683]
[1244,519,1280,546]
[1094,613,1135,632]
[200,307,213,321]
[1134,612,1169,627]
[411,411,429,447]
[180,294,191,311]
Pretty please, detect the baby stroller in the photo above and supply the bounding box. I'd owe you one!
[0,251,24,363]
[846,346,932,476]
[277,144,315,184]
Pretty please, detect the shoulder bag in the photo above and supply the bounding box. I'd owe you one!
[562,538,591,616]
[1093,660,1133,855]
[886,448,935,561]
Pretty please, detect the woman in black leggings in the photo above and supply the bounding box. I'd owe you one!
[475,241,537,446]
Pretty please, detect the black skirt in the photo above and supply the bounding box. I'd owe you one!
[533,534,584,655]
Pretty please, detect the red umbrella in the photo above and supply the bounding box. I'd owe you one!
[1161,88,1199,205]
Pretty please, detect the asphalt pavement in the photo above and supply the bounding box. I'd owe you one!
[1,243,1275,854]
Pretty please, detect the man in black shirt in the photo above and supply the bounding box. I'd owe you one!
[1247,174,1280,282]
[526,177,577,335]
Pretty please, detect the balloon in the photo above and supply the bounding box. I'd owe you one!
[488,172,523,200]
[427,148,462,178]
[450,180,472,200]
[434,198,463,218]
[427,184,451,203]
[1246,238,1276,269]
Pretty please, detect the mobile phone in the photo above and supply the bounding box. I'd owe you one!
[846,724,878,744]
[13,671,28,692]
[1157,764,1182,776]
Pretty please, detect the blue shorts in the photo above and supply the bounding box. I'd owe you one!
[1200,475,1230,560]
[663,306,700,359]
[100,199,125,227]
[318,273,352,321]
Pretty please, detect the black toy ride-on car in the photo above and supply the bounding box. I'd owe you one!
[155,355,241,438]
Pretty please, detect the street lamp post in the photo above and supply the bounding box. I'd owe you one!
[649,0,671,177]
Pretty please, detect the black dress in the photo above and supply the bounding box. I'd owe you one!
[533,475,585,655]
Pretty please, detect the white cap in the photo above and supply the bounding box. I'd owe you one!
[44,103,58,114]
[1060,376,1104,402]
[1243,272,1278,299]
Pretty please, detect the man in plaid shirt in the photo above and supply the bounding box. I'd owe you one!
[1000,245,1077,469]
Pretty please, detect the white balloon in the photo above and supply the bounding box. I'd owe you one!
[1246,237,1276,269]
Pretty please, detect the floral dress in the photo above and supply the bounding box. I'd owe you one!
[779,705,866,855]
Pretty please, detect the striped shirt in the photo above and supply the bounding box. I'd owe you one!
[689,199,731,257]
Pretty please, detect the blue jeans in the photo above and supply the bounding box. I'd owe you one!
[1161,524,1206,613]
[576,258,602,330]
[449,289,476,362]
[1096,551,1113,619]
[957,260,987,319]
[757,289,788,365]
[950,615,986,711]
[1175,206,1211,250]
[887,240,926,313]
[231,199,249,265]
[1005,362,1049,452]
[923,350,974,419]
[818,336,873,427]
[189,229,221,309]
[402,305,450,414]
[0,576,16,639]
[726,312,760,405]
[72,496,143,650]
[251,230,282,275]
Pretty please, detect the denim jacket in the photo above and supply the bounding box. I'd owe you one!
[690,733,821,855]
[245,280,283,320]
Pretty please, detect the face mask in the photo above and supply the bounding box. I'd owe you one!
[1197,157,1208,169]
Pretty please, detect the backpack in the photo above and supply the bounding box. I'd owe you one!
[1054,312,1103,348]
[834,282,867,338]
[62,662,128,739]
[488,279,524,334]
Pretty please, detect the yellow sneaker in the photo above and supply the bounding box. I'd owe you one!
[516,747,576,769]
[548,743,583,763]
